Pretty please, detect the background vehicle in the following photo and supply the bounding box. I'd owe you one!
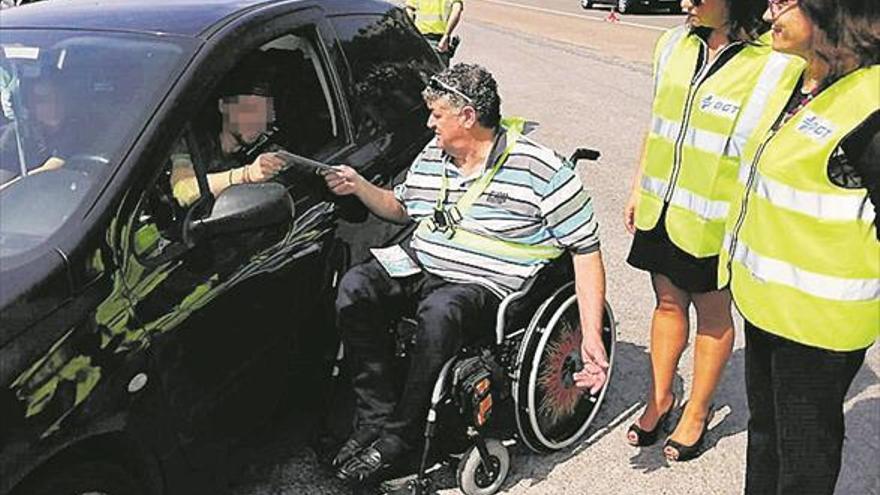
[580,0,681,14]
[0,0,443,493]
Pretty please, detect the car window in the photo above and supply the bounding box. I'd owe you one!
[130,129,201,264]
[330,11,438,133]
[130,30,343,264]
[0,30,190,258]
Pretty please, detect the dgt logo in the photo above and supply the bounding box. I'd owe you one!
[699,94,741,119]
[796,113,835,142]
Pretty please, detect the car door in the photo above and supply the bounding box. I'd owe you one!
[118,10,352,467]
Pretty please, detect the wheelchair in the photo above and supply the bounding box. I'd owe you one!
[321,147,617,495]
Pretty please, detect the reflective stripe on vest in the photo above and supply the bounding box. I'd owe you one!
[721,66,880,350]
[727,51,797,167]
[726,234,880,301]
[642,175,729,221]
[651,115,736,159]
[636,28,794,258]
[652,27,687,96]
[751,170,876,221]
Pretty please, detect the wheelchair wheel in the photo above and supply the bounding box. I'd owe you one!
[456,439,510,495]
[513,285,616,453]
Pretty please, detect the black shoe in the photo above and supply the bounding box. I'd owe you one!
[336,445,389,484]
[626,393,676,447]
[331,427,381,468]
[663,406,713,462]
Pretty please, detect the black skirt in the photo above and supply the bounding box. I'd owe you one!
[626,210,720,293]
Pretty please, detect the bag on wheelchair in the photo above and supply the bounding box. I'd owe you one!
[451,350,506,428]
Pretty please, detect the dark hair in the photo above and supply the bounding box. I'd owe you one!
[724,0,769,42]
[422,63,502,130]
[218,50,279,98]
[798,0,880,78]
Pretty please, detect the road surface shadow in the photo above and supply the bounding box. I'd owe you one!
[493,340,674,491]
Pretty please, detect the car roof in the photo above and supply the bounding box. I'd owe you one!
[1,0,389,38]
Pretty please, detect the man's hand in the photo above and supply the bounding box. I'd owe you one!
[245,152,284,183]
[574,329,609,395]
[322,164,364,196]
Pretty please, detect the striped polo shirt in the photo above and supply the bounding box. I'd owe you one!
[394,132,601,297]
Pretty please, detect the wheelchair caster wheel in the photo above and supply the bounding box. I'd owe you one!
[456,439,510,495]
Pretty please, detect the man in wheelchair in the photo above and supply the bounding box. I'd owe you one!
[322,63,608,485]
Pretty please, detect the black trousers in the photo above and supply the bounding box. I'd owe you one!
[744,320,867,495]
[335,258,498,452]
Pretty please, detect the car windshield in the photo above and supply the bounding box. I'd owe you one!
[0,30,190,257]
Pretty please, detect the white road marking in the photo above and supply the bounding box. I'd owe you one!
[476,0,671,32]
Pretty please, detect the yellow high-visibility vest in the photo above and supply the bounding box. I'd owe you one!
[719,66,880,351]
[635,27,803,257]
[406,0,460,36]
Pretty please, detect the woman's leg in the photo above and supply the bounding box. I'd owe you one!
[627,273,691,444]
[664,288,734,453]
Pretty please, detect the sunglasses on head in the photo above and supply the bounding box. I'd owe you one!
[768,0,797,15]
[427,76,474,104]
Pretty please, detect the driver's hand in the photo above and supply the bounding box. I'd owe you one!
[322,164,363,196]
[32,156,66,174]
[245,152,284,183]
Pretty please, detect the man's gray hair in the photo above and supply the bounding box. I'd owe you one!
[422,63,502,130]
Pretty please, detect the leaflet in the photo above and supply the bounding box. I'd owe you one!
[370,244,421,278]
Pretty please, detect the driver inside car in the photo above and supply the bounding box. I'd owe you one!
[0,76,69,187]
[169,53,286,207]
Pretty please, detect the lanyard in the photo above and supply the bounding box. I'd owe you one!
[434,123,522,220]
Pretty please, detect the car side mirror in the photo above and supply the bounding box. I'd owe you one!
[183,182,294,245]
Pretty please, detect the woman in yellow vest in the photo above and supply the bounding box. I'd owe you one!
[719,0,878,491]
[623,0,793,461]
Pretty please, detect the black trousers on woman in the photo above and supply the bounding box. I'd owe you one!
[335,258,498,456]
[744,320,867,495]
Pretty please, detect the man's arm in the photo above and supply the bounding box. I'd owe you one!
[438,1,463,52]
[571,250,609,394]
[323,165,409,224]
[537,158,607,393]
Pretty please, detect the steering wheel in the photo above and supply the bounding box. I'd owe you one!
[61,153,110,174]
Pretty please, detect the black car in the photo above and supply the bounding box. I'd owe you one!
[580,0,681,14]
[0,0,442,493]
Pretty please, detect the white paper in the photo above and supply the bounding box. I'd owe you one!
[370,244,421,278]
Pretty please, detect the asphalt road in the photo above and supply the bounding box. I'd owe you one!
[228,3,880,494]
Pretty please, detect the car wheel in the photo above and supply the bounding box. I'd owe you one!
[617,0,630,13]
[14,460,145,495]
[579,0,593,9]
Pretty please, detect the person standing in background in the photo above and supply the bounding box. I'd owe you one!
[405,0,463,66]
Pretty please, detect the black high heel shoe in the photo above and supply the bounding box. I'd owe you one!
[626,394,676,447]
[663,405,714,462]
